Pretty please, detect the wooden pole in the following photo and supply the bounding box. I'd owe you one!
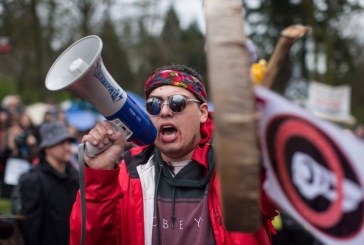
[205,0,260,232]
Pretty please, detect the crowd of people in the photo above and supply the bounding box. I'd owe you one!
[0,95,84,244]
[0,64,363,245]
[0,95,82,194]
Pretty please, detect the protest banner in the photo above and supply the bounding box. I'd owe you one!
[257,86,364,245]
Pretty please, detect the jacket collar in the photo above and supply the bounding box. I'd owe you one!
[192,112,214,170]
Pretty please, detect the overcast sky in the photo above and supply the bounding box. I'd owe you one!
[144,0,205,34]
[174,0,205,31]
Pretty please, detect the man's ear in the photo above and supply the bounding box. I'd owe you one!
[199,103,209,123]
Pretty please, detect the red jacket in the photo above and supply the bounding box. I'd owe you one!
[70,117,277,245]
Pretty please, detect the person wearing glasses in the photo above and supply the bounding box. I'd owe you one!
[70,64,277,245]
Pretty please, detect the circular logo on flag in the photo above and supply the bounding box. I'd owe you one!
[266,115,364,239]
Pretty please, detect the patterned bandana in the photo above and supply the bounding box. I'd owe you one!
[144,69,207,102]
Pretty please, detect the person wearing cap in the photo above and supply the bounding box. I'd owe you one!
[70,64,277,245]
[18,121,79,245]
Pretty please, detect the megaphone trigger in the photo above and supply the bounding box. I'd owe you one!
[109,118,132,139]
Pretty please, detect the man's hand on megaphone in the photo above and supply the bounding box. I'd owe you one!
[82,120,126,170]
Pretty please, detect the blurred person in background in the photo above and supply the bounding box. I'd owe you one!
[18,121,79,245]
[42,106,82,171]
[0,106,17,242]
[42,106,69,125]
[42,106,61,124]
[1,112,39,163]
[56,108,69,125]
[17,113,40,161]
[0,111,39,198]
[41,105,70,128]
[1,95,24,116]
[42,110,55,123]
[354,124,364,140]
[0,106,10,132]
[0,107,11,190]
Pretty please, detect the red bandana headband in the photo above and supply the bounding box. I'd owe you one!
[144,69,207,102]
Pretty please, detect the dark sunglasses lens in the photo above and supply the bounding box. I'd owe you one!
[169,95,187,113]
[146,98,161,115]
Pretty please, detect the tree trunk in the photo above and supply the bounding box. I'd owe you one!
[204,0,260,232]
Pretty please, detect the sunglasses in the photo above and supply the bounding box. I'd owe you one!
[145,94,200,115]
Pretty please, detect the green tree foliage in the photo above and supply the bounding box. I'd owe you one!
[131,5,206,96]
[180,22,207,91]
[0,0,46,102]
[99,17,134,91]
[245,0,363,85]
[0,0,363,123]
[161,7,182,48]
[244,0,364,123]
[159,6,207,90]
[133,19,165,95]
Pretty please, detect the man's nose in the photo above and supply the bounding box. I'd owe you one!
[159,102,173,116]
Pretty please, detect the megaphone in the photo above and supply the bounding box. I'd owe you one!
[45,35,156,156]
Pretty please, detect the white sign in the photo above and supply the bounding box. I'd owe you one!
[255,86,364,245]
[4,158,31,185]
[306,81,354,124]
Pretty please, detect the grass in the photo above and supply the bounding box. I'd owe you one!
[0,198,11,214]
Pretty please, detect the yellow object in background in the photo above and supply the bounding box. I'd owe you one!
[250,59,267,85]
[271,213,283,231]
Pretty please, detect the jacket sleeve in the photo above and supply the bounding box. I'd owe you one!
[19,171,43,245]
[70,166,123,245]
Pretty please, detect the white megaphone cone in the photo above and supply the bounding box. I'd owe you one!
[45,35,156,157]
